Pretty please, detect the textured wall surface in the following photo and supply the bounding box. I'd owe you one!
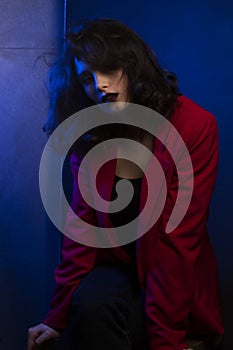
[0,1,64,349]
[67,1,233,349]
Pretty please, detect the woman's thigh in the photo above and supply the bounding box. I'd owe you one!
[54,263,149,350]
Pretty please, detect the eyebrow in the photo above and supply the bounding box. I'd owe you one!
[77,70,90,78]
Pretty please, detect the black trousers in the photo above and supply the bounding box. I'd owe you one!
[54,263,149,350]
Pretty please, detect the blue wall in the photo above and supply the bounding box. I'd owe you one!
[67,1,233,348]
[1,1,232,350]
[0,1,64,349]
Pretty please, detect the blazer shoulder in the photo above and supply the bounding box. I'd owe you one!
[170,95,218,146]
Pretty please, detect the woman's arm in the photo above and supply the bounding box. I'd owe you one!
[43,151,98,330]
[145,103,222,349]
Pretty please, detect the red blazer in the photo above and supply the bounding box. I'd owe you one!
[43,96,224,350]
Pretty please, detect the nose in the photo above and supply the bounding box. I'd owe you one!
[94,72,109,91]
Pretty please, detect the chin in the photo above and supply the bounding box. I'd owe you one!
[111,101,129,111]
[98,101,129,114]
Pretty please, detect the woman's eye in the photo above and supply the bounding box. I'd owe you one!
[81,75,93,85]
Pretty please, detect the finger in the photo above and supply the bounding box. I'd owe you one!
[34,330,58,346]
[27,328,41,350]
[28,336,39,350]
[27,337,35,350]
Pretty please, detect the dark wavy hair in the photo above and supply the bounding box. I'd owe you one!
[44,18,179,136]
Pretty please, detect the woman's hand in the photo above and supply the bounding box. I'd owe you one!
[27,323,60,350]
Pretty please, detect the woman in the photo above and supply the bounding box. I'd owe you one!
[27,18,224,350]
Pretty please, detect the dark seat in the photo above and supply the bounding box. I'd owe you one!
[39,334,223,350]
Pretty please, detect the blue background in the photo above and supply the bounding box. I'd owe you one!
[0,1,232,349]
[67,1,233,347]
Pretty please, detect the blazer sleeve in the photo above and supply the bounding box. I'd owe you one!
[145,110,219,350]
[43,151,97,330]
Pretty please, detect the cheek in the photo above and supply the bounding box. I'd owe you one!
[118,76,129,94]
[84,86,96,101]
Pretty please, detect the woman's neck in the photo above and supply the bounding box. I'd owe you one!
[115,130,154,179]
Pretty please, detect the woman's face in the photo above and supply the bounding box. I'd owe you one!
[75,59,129,107]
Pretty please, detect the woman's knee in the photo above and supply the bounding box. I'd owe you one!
[72,289,127,324]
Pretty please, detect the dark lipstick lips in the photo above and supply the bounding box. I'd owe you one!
[101,93,118,103]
